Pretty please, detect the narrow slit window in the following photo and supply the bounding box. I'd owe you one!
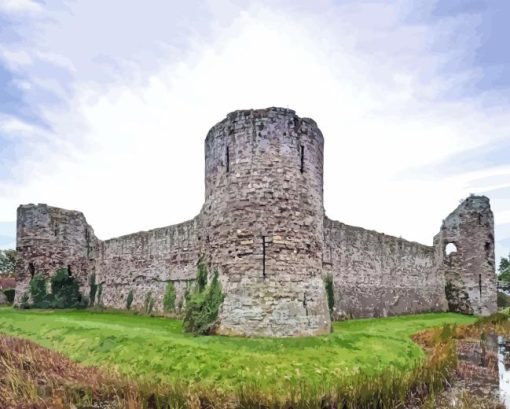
[29,262,35,279]
[485,241,492,257]
[85,229,90,257]
[67,265,72,276]
[478,214,482,225]
[300,145,305,173]
[479,274,482,298]
[262,236,266,278]
[226,147,230,173]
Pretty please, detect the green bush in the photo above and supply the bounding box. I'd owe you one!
[20,292,29,309]
[476,312,509,326]
[26,268,87,309]
[96,283,103,306]
[144,292,154,314]
[126,289,134,310]
[324,275,335,315]
[498,291,510,308]
[0,249,16,276]
[3,288,15,304]
[163,281,176,312]
[29,274,48,306]
[50,268,85,308]
[88,273,97,306]
[183,266,224,335]
[196,262,208,292]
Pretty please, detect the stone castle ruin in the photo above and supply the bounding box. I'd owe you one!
[14,107,497,336]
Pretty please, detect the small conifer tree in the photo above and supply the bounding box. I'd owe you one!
[183,264,224,335]
[126,289,134,310]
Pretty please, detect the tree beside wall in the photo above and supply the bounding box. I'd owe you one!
[0,250,16,276]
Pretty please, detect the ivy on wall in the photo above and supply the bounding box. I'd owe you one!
[23,267,87,309]
[324,275,335,317]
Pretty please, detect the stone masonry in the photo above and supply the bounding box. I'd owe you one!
[14,107,497,337]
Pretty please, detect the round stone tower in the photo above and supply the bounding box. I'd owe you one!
[201,107,331,336]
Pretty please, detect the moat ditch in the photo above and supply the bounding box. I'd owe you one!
[432,334,510,408]
[4,308,510,408]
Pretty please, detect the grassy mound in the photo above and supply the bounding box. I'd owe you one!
[0,308,474,395]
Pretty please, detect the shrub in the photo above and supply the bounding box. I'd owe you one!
[183,266,224,335]
[50,268,85,308]
[476,312,509,326]
[26,268,87,309]
[163,281,176,313]
[144,292,154,314]
[497,291,510,308]
[196,262,208,292]
[3,289,15,304]
[19,292,29,309]
[436,323,457,342]
[96,283,103,306]
[88,273,97,306]
[324,275,335,315]
[126,289,134,310]
[184,282,191,300]
[0,249,16,276]
[29,274,48,306]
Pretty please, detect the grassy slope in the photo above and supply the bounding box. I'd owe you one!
[0,308,475,392]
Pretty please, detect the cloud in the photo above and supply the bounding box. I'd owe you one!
[0,0,42,14]
[0,0,509,262]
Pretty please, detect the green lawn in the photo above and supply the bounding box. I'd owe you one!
[0,308,475,392]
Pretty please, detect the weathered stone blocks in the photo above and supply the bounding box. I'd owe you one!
[434,195,496,316]
[14,108,497,337]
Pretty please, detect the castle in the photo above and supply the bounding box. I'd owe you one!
[14,107,497,336]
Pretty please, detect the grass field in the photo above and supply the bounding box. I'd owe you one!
[0,308,475,393]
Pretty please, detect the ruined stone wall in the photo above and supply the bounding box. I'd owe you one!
[14,204,97,303]
[95,217,201,312]
[201,108,331,336]
[15,204,201,312]
[14,108,497,336]
[434,195,497,316]
[323,218,448,318]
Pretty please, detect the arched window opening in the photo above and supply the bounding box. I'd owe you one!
[445,242,457,256]
[67,265,72,276]
[28,262,35,279]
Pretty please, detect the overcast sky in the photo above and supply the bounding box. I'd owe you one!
[0,0,509,262]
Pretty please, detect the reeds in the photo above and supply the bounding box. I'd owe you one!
[0,327,459,409]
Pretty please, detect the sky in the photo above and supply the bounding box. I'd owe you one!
[0,0,509,263]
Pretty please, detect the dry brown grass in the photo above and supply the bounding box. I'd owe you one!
[3,314,508,409]
[0,334,236,409]
[0,334,111,408]
[412,314,510,409]
[0,334,194,409]
[0,332,457,409]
